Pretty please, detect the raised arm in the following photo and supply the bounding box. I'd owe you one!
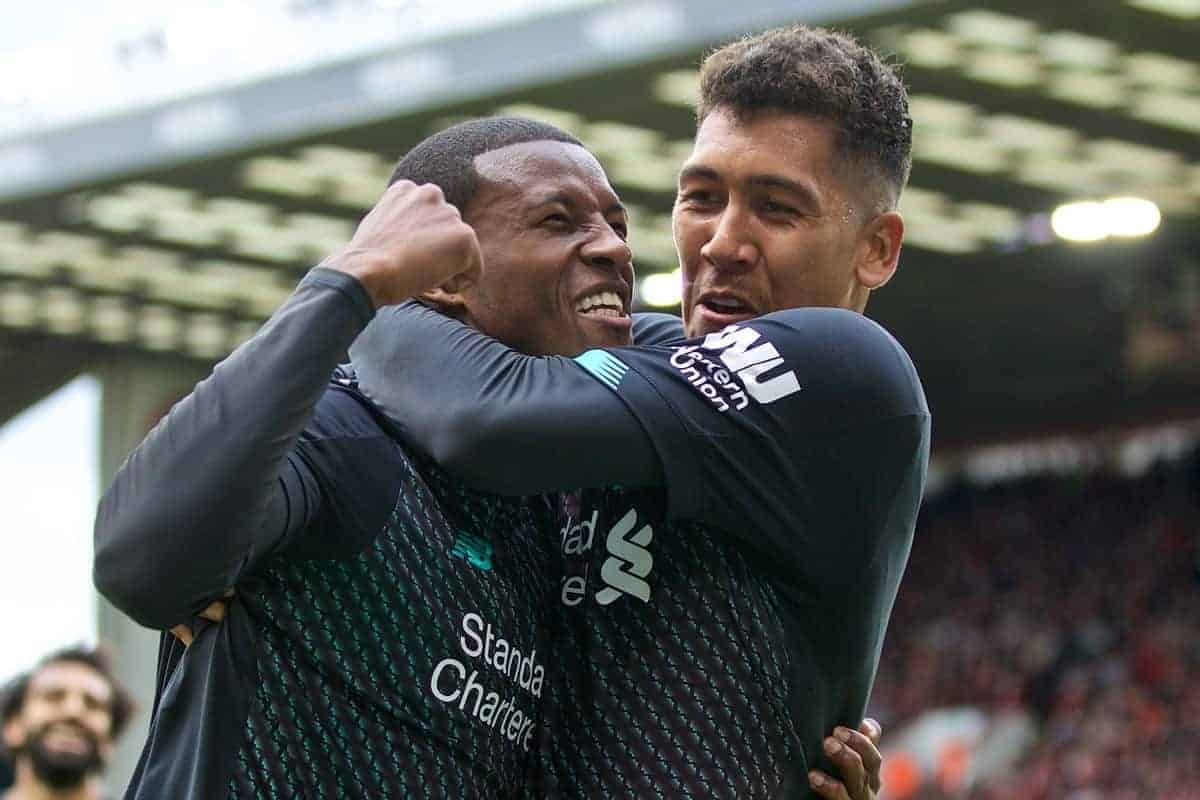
[94,181,480,629]
[93,269,372,629]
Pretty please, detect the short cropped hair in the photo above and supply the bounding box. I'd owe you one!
[0,646,135,744]
[389,116,584,212]
[698,25,912,209]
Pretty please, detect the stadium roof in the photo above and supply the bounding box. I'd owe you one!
[1,0,1197,444]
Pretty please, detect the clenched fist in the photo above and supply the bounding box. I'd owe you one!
[326,181,482,308]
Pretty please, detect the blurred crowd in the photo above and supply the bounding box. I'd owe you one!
[870,448,1200,799]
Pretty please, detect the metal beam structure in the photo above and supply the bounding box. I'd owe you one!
[0,0,908,200]
[1,0,1197,443]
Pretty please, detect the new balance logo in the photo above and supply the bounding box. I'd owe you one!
[595,508,653,605]
[451,531,493,570]
[574,350,629,390]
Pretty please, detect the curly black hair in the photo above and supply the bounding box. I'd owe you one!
[698,25,912,210]
[389,116,583,213]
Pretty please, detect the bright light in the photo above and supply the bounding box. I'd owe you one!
[1102,196,1161,237]
[639,269,681,308]
[1051,201,1107,242]
[1050,196,1161,242]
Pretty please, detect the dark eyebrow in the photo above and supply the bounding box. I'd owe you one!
[748,174,821,210]
[527,190,626,217]
[678,164,719,185]
[680,165,821,210]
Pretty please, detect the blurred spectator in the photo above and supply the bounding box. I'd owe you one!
[1,646,134,800]
[870,447,1200,799]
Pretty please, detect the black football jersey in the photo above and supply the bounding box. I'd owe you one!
[353,302,930,797]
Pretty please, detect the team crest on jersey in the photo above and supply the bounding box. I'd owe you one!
[595,508,654,605]
[559,506,654,606]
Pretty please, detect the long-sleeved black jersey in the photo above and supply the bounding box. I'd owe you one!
[94,270,556,799]
[350,301,930,798]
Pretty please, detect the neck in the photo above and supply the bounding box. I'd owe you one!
[8,760,100,800]
[847,284,869,314]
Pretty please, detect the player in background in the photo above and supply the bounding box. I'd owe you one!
[95,117,883,799]
[1,647,135,800]
[349,24,924,799]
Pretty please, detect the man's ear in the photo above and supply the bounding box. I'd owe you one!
[418,244,481,319]
[3,714,25,753]
[419,273,474,320]
[856,210,904,291]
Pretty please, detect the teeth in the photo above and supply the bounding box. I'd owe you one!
[707,296,746,310]
[575,290,625,315]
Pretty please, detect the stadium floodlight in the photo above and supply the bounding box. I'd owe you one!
[1128,0,1200,20]
[0,282,37,328]
[1051,200,1108,242]
[1123,52,1197,91]
[639,269,681,308]
[44,287,87,335]
[890,28,960,70]
[1048,71,1125,109]
[985,114,1078,156]
[1102,196,1162,237]
[1040,30,1119,70]
[91,297,134,344]
[1132,90,1200,135]
[965,49,1039,88]
[186,312,231,359]
[1051,197,1162,242]
[652,70,699,108]
[139,305,181,352]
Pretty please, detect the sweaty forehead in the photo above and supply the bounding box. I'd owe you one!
[472,140,615,205]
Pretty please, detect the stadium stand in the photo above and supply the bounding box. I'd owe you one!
[870,446,1200,799]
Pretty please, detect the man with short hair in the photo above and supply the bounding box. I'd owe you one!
[96,119,580,799]
[1,646,134,800]
[96,114,883,799]
[350,24,925,799]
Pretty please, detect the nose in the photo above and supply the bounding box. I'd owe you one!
[581,223,634,278]
[700,205,757,274]
[57,691,88,718]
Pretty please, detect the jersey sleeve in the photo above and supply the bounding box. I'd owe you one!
[93,267,375,629]
[275,385,418,562]
[350,302,928,549]
[582,307,930,536]
[631,312,684,346]
[348,301,666,496]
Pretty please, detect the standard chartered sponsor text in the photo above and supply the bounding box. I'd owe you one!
[429,612,545,750]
